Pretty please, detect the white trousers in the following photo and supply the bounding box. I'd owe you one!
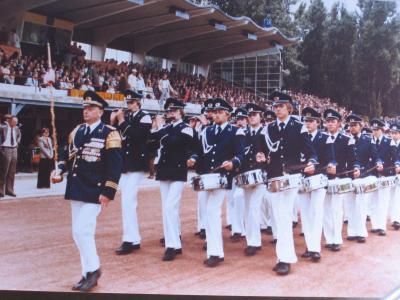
[323,192,348,245]
[298,188,326,253]
[120,172,145,244]
[269,187,298,264]
[160,181,185,249]
[226,188,234,226]
[243,184,265,247]
[370,187,390,231]
[265,190,277,238]
[71,200,101,277]
[260,192,269,230]
[205,189,226,258]
[347,192,370,237]
[293,195,300,223]
[197,191,207,231]
[231,185,246,235]
[390,186,400,223]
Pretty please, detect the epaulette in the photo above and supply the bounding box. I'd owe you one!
[106,130,122,149]
[106,125,117,130]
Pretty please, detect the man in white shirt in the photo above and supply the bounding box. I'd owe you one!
[0,115,21,197]
[128,69,138,91]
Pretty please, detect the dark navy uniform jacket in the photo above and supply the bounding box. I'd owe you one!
[240,126,268,173]
[329,132,356,179]
[117,109,152,173]
[191,123,245,189]
[262,116,317,179]
[371,135,399,176]
[59,122,123,204]
[352,134,381,178]
[149,120,195,182]
[307,131,335,177]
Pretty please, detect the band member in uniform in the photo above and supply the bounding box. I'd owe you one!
[299,107,336,262]
[111,90,152,255]
[240,103,267,256]
[148,98,195,261]
[323,108,356,252]
[345,114,382,243]
[256,91,317,275]
[389,123,400,230]
[228,107,248,242]
[187,98,245,267]
[53,91,122,291]
[195,98,215,240]
[260,109,276,237]
[369,118,400,236]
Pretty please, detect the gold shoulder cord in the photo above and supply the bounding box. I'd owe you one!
[68,125,81,160]
[106,130,122,149]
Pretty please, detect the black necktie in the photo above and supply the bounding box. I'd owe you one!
[216,125,222,135]
[308,134,312,140]
[251,130,256,137]
[10,128,14,146]
[376,138,380,146]
[84,126,90,137]
[354,135,359,143]
[279,122,285,131]
[331,135,335,141]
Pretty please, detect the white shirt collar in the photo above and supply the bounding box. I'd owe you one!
[215,121,228,133]
[276,115,290,130]
[250,125,262,134]
[328,130,340,141]
[172,119,183,127]
[86,119,101,133]
[309,130,318,141]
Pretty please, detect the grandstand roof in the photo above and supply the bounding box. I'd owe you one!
[18,0,299,64]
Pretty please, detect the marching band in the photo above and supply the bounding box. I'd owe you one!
[53,90,400,291]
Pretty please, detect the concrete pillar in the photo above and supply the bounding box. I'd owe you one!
[197,63,210,77]
[91,44,106,61]
[167,58,180,72]
[131,52,145,64]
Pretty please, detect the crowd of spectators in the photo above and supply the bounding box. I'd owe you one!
[0,44,350,117]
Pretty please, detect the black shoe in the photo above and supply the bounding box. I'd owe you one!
[162,248,176,261]
[0,194,4,198]
[199,229,206,239]
[344,220,348,224]
[273,262,290,275]
[311,252,321,262]
[370,229,379,233]
[72,277,85,291]
[347,236,357,241]
[378,229,386,236]
[393,222,400,230]
[357,236,366,243]
[5,192,16,197]
[230,233,241,242]
[115,242,140,255]
[244,246,261,256]
[325,244,333,249]
[301,250,312,258]
[79,269,101,292]
[202,242,207,251]
[366,216,371,222]
[175,248,182,255]
[204,256,224,267]
[269,239,277,244]
[292,221,298,228]
[330,244,341,252]
[225,224,232,231]
[160,237,165,246]
[261,226,273,235]
[299,232,304,237]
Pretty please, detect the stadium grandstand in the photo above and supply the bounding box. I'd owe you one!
[0,0,349,169]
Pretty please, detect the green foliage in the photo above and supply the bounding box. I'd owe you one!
[209,0,400,116]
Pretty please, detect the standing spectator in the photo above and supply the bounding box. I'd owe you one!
[158,73,175,106]
[37,127,54,188]
[0,115,21,197]
[8,29,20,48]
[136,72,145,95]
[128,69,138,91]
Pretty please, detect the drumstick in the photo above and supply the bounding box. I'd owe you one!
[360,165,379,177]
[283,162,319,173]
[211,165,225,173]
[336,169,357,177]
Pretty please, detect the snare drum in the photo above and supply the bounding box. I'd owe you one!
[327,178,353,194]
[299,174,328,193]
[191,173,228,191]
[267,174,302,193]
[353,176,378,194]
[235,169,267,188]
[378,176,396,189]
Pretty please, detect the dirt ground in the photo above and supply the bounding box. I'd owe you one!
[0,186,399,297]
